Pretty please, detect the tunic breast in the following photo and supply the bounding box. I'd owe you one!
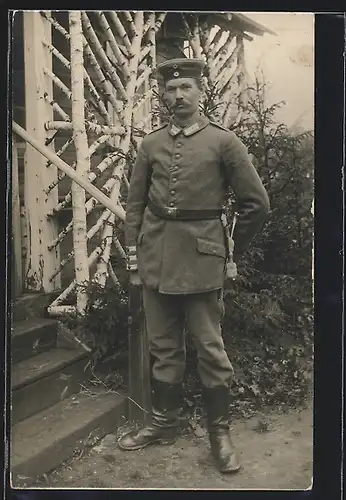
[147,127,226,210]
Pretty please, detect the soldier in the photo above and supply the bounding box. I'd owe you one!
[118,58,270,474]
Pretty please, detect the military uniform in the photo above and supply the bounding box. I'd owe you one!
[126,115,269,294]
[125,114,269,387]
[119,58,270,473]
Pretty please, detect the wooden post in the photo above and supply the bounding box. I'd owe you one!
[23,11,60,292]
[126,12,152,424]
[11,140,23,297]
[128,286,151,424]
[236,35,247,107]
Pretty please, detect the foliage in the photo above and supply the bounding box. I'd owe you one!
[224,75,313,335]
[219,76,313,412]
[63,280,129,377]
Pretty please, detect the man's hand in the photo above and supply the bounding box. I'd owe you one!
[129,271,142,286]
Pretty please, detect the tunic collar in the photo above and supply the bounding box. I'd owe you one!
[168,115,209,137]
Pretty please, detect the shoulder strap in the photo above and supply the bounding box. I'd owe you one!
[209,121,231,184]
[145,123,168,188]
[147,123,168,135]
[209,121,230,133]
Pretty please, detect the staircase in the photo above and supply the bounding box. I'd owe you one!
[11,293,126,486]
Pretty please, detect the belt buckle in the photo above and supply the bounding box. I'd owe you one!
[166,206,177,218]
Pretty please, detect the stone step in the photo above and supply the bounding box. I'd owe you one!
[11,318,57,364]
[11,347,90,425]
[11,389,126,485]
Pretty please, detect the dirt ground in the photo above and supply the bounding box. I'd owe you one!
[37,396,313,490]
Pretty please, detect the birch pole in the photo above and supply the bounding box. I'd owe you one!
[94,11,145,285]
[222,35,245,127]
[199,20,215,89]
[148,13,159,130]
[236,35,247,107]
[69,12,90,314]
[182,15,202,59]
[191,16,203,59]
[207,28,224,81]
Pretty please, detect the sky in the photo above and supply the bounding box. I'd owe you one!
[240,12,314,131]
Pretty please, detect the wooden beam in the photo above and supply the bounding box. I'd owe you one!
[11,140,23,297]
[12,122,126,221]
[23,12,60,292]
[128,286,151,424]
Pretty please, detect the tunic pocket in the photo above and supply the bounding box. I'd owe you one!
[196,238,226,258]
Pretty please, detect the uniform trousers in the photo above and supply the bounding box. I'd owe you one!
[142,285,234,389]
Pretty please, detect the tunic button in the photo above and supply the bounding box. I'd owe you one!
[175,153,181,159]
[170,189,176,195]
[176,143,182,148]
[169,202,175,207]
[172,177,177,182]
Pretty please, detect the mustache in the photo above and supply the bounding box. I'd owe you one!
[173,101,187,108]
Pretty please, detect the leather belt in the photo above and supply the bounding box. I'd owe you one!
[148,199,222,221]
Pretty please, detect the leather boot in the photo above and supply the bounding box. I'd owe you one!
[203,385,242,473]
[117,379,182,451]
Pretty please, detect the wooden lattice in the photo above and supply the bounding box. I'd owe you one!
[30,11,165,315]
[14,11,251,316]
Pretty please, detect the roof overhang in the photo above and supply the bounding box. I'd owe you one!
[229,13,277,36]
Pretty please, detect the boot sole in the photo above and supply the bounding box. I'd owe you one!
[118,437,176,451]
[219,464,242,474]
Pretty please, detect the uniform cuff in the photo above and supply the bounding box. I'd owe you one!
[126,245,138,271]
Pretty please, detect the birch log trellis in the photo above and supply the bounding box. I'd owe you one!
[35,11,168,315]
[16,11,252,315]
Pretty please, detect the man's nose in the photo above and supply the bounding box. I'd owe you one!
[175,88,183,99]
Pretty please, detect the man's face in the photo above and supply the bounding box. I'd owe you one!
[164,77,201,117]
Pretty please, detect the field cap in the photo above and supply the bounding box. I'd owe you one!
[156,58,205,82]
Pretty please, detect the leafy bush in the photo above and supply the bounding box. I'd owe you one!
[64,280,129,374]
